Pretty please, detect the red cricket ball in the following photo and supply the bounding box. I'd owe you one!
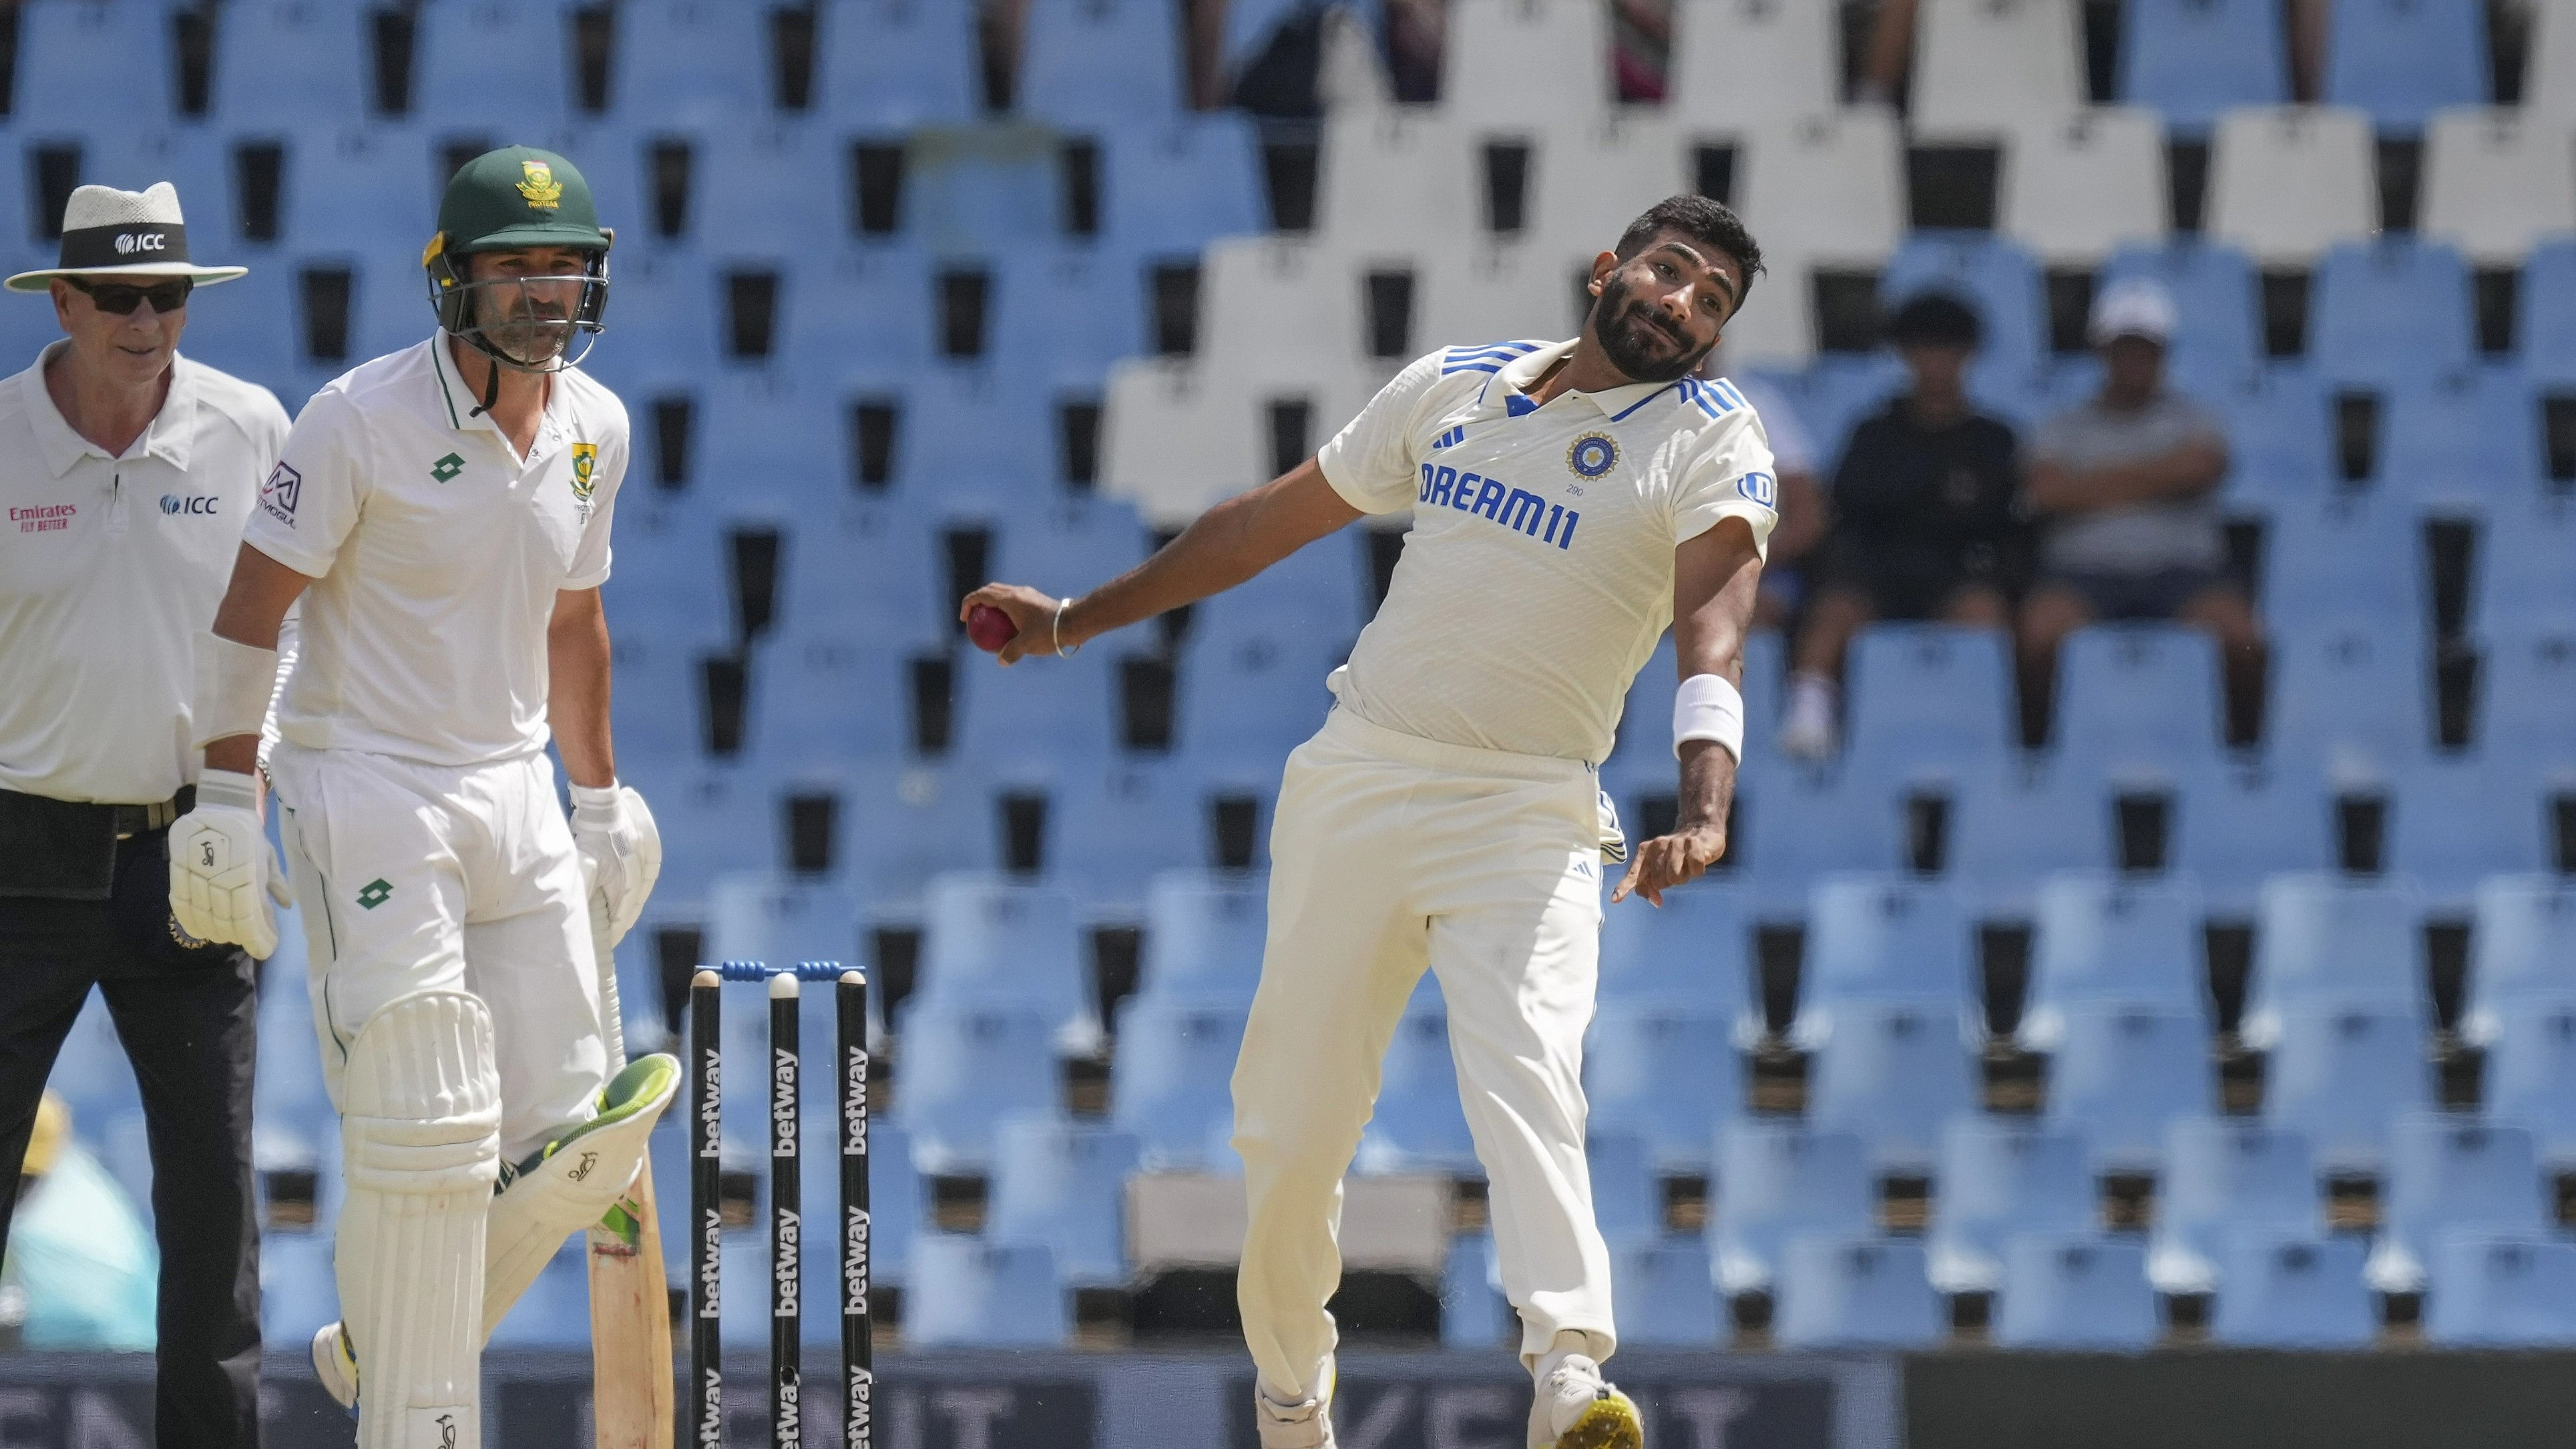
[965,604,1018,654]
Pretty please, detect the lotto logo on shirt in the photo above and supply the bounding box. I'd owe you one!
[1416,463,1580,551]
[258,462,301,527]
[9,503,73,534]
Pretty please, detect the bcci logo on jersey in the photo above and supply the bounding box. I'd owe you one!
[1566,433,1619,479]
[570,442,599,519]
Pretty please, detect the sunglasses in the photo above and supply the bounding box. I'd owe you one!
[67,276,193,315]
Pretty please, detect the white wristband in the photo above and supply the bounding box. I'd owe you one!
[194,767,261,814]
[1673,672,1745,763]
[191,632,280,750]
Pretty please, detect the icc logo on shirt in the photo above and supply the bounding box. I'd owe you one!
[160,494,220,515]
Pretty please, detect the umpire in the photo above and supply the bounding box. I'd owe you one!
[0,182,288,1446]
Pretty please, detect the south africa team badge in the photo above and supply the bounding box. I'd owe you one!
[570,443,598,501]
[1567,432,1619,479]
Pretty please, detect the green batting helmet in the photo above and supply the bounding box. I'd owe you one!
[424,146,612,367]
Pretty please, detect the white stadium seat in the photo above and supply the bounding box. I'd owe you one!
[1525,114,1693,264]
[1196,235,1367,387]
[1442,0,1617,128]
[2420,108,2576,264]
[1714,256,1816,367]
[1102,358,1268,526]
[2527,0,2576,131]
[1668,0,1842,134]
[1910,0,2087,141]
[1315,106,1478,262]
[1735,108,1908,266]
[1416,241,1588,351]
[2002,108,2171,264]
[2205,106,2378,264]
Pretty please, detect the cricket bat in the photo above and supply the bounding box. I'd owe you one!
[586,885,676,1449]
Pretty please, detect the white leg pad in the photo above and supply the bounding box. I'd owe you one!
[337,990,503,1449]
[480,1052,681,1341]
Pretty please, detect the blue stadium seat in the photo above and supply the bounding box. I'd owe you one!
[987,1119,1142,1288]
[2260,495,2424,634]
[252,907,333,1171]
[2468,501,2576,635]
[906,1238,1072,1348]
[2368,1113,2547,1291]
[1440,1230,1512,1349]
[1355,998,1480,1175]
[633,762,775,912]
[2487,1004,2576,1170]
[713,1231,785,1345]
[777,248,940,387]
[1610,1239,1724,1347]
[1736,763,1906,918]
[893,1004,1062,1173]
[2117,0,2288,136]
[75,124,240,252]
[2209,1233,2375,1348]
[817,0,982,130]
[2476,625,2576,784]
[2521,238,2576,387]
[690,122,847,256]
[2466,877,2576,1046]
[744,628,913,771]
[1595,877,1756,1026]
[2050,626,2227,790]
[1926,1117,2098,1293]
[992,496,1151,602]
[829,757,1006,913]
[2425,1234,2576,1347]
[915,874,1098,1047]
[905,132,1062,258]
[1773,1234,1943,1350]
[2147,1118,2324,1294]
[2322,0,2489,136]
[2266,623,2433,785]
[951,643,1125,791]
[885,369,1066,515]
[606,494,732,633]
[1173,602,1351,789]
[2243,874,2426,1048]
[1042,760,1215,915]
[2264,1001,2431,1173]
[175,263,302,401]
[1742,355,1906,475]
[584,254,721,391]
[1110,996,1245,1170]
[210,0,373,131]
[1584,1004,1742,1174]
[1878,233,2047,376]
[1103,114,1268,260]
[413,0,576,138]
[2205,363,2334,502]
[258,1230,338,1350]
[17,0,180,137]
[2099,242,2262,387]
[2045,1006,2216,1173]
[45,996,140,1134]
[1838,625,2017,799]
[1586,1130,1664,1245]
[2377,369,2546,511]
[1793,875,1978,1047]
[2307,239,2474,390]
[2167,757,2335,917]
[489,1241,593,1348]
[1707,1121,1875,1295]
[990,244,1153,392]
[769,497,945,650]
[2020,873,2210,1050]
[1136,870,1268,1006]
[1944,767,2116,919]
[608,0,773,123]
[1017,0,1185,130]
[1807,1001,1980,1173]
[2386,761,2555,914]
[1993,1233,2161,1350]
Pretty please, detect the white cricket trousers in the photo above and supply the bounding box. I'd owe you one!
[1233,706,1615,1404]
[269,743,608,1163]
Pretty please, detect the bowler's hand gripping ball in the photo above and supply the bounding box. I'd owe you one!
[966,604,1018,654]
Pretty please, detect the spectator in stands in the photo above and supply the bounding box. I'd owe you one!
[2015,278,2262,742]
[1779,292,2023,759]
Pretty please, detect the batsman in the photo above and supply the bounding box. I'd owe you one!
[169,147,678,1448]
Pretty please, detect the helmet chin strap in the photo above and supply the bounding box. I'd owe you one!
[455,327,562,418]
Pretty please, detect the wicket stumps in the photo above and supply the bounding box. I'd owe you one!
[689,962,872,1449]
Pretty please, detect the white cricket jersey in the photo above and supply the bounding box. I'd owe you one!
[243,337,628,768]
[1316,338,1778,763]
[0,343,288,803]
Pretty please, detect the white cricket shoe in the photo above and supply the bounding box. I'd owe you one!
[1528,1353,1643,1449]
[310,1321,360,1414]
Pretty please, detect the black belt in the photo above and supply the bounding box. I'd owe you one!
[0,786,194,839]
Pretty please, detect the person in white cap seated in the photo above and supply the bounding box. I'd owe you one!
[2015,276,2264,742]
[0,181,286,1448]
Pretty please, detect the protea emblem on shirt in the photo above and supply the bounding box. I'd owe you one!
[570,442,598,501]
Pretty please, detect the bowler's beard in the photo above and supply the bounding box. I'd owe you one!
[1590,272,1712,384]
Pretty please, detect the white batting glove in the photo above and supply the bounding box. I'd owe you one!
[571,782,660,948]
[168,769,291,959]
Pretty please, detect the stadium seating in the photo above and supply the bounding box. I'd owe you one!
[1908,0,2085,141]
[1019,0,1187,130]
[2535,0,2576,130]
[2118,0,2290,134]
[1877,236,2048,379]
[2000,109,2171,265]
[1708,1121,1875,1295]
[2148,1118,2326,1295]
[1583,1002,1743,1173]
[1992,1234,2161,1350]
[2463,876,2576,1046]
[2307,239,2475,390]
[2167,757,2337,916]
[913,874,1100,1048]
[1353,992,1480,1176]
[817,0,983,130]
[2424,1235,2576,1348]
[2045,1006,2217,1173]
[2241,874,2427,1048]
[1735,107,1908,266]
[1439,1230,1512,1348]
[1110,996,1247,1170]
[1610,1237,1725,1346]
[1836,626,2016,799]
[2366,1114,2547,1292]
[2376,369,2547,511]
[2049,626,2227,789]
[2322,0,2489,135]
[1593,877,1757,1025]
[1665,0,1840,132]
[1791,875,1979,1046]
[2205,107,2378,264]
[1443,0,1615,128]
[2386,761,2556,913]
[1806,1000,1980,1172]
[1925,1117,2097,1293]
[1586,1130,1665,1244]
[2468,504,2576,635]
[905,1238,1072,1348]
[2209,1234,2376,1348]
[2420,109,2576,264]
[893,1004,1064,1173]
[2264,1001,2432,1173]
[1773,1234,1944,1350]
[1944,767,2117,919]
[2486,1004,2576,1170]
[2258,495,2426,634]
[2020,873,2210,1050]
[2475,625,2576,784]
[987,1118,1144,1288]
[2264,624,2432,786]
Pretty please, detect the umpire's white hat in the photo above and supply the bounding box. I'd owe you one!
[4,182,248,292]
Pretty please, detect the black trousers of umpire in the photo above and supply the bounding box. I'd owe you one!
[0,825,262,1449]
